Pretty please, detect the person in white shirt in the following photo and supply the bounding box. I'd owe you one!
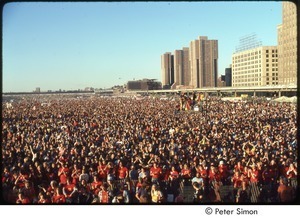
[191,172,203,185]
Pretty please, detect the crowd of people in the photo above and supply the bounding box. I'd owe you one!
[1,93,298,204]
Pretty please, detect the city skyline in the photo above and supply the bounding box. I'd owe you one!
[3,1,282,92]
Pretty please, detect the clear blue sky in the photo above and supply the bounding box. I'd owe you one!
[3,1,282,92]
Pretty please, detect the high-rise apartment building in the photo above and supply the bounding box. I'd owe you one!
[173,47,190,88]
[161,52,174,87]
[182,47,191,86]
[174,50,184,88]
[277,2,297,85]
[232,46,278,87]
[189,36,218,88]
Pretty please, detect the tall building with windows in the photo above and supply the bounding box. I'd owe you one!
[277,2,297,85]
[189,36,218,88]
[182,47,191,86]
[161,52,174,87]
[232,46,278,87]
[173,47,190,88]
[173,50,184,88]
[225,66,232,87]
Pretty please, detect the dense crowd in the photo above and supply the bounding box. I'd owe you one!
[1,94,297,204]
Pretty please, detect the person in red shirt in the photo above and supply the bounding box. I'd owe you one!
[52,187,66,204]
[71,163,81,185]
[117,162,129,181]
[169,166,179,181]
[97,160,108,181]
[46,180,58,199]
[98,183,110,203]
[248,165,260,183]
[242,166,250,181]
[180,163,192,185]
[16,192,30,204]
[58,163,69,185]
[63,177,77,203]
[37,192,51,204]
[150,163,162,184]
[218,161,229,185]
[286,163,297,179]
[180,164,192,179]
[232,171,242,189]
[234,161,244,173]
[14,170,28,189]
[91,175,102,196]
[196,164,208,181]
[208,165,220,183]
